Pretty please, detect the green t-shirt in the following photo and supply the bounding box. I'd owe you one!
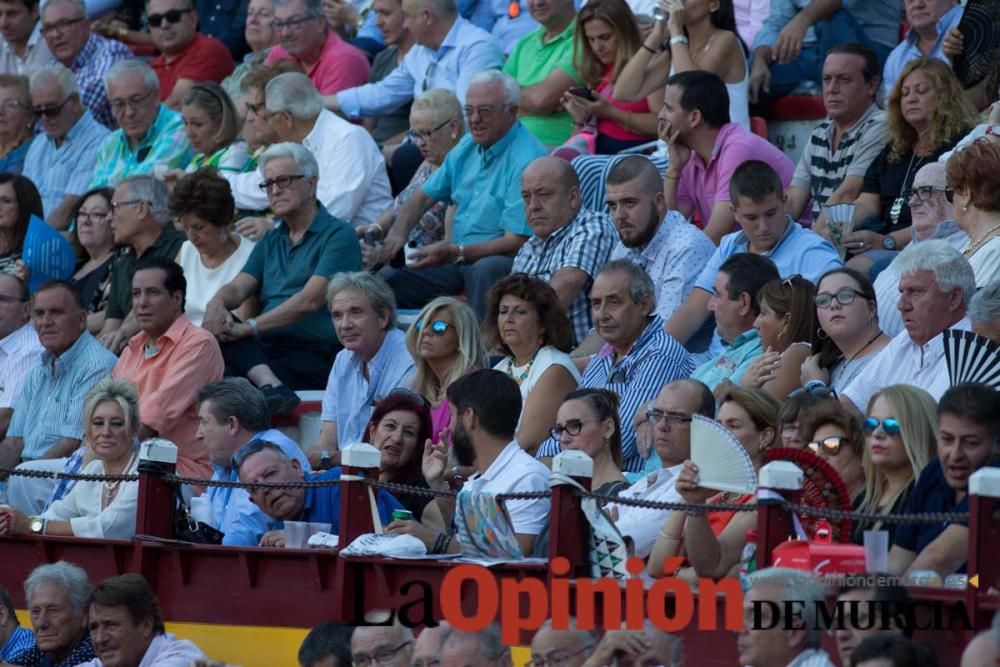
[502,23,582,147]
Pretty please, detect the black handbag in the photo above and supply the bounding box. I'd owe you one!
[172,487,224,544]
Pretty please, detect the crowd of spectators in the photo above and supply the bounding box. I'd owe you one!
[0,0,995,661]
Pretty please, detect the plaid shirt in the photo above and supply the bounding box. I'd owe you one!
[512,207,616,344]
[65,34,132,129]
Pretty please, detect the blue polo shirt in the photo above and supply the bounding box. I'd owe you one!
[691,328,763,391]
[292,468,404,535]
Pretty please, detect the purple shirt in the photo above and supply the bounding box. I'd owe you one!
[677,123,797,231]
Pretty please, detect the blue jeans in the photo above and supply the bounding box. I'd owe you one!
[387,255,515,322]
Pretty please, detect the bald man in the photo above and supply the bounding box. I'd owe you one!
[512,156,617,346]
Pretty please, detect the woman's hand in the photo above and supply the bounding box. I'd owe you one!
[649,3,670,44]
[800,353,830,387]
[11,259,28,284]
[361,242,383,270]
[664,0,684,36]
[385,519,438,550]
[422,435,450,490]
[842,230,884,254]
[560,92,593,125]
[676,460,715,505]
[0,506,30,536]
[259,530,285,548]
[942,27,964,58]
[741,348,782,388]
[202,299,234,338]
[219,320,253,342]
[235,216,272,242]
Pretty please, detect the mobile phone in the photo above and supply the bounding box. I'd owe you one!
[568,86,596,101]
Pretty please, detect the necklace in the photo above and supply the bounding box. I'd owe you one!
[846,329,884,364]
[102,450,137,506]
[963,223,1000,258]
[890,154,924,225]
[505,349,539,386]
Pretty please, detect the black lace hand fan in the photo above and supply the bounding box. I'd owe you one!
[763,447,852,542]
[943,329,1000,389]
[952,0,1000,87]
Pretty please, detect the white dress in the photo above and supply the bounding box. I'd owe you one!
[178,236,256,326]
[41,455,140,539]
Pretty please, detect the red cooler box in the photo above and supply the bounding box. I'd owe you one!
[770,522,866,576]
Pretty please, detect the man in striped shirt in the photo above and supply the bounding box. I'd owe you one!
[0,585,35,662]
[786,44,890,230]
[0,274,42,440]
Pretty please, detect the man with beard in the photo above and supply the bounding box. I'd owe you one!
[387,369,550,556]
[235,439,404,547]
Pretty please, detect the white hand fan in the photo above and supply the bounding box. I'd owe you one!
[690,415,757,494]
[823,203,856,260]
[943,329,1000,389]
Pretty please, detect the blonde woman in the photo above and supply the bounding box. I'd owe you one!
[855,385,937,545]
[405,297,487,443]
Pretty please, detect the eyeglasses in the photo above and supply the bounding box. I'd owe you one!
[352,640,412,667]
[646,409,693,427]
[549,418,600,440]
[147,8,193,27]
[32,97,72,118]
[462,104,509,118]
[814,288,865,309]
[905,185,947,203]
[415,319,452,334]
[526,646,596,667]
[244,102,265,116]
[863,417,901,436]
[109,89,155,115]
[412,660,441,667]
[258,174,306,191]
[808,436,847,456]
[373,387,427,408]
[232,438,284,470]
[272,14,317,31]
[41,16,85,35]
[407,119,451,145]
[0,99,27,115]
[110,199,146,212]
[788,384,837,400]
[781,274,802,287]
[75,210,110,224]
[0,294,27,305]
[944,187,954,203]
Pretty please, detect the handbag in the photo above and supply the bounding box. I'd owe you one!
[172,487,224,544]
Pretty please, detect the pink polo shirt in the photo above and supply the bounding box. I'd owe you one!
[677,122,796,231]
[266,30,370,95]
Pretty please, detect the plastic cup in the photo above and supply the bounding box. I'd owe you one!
[283,521,309,548]
[307,522,332,539]
[863,530,889,572]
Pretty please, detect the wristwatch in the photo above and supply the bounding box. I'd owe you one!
[453,243,465,264]
[882,236,897,251]
[246,317,260,337]
[30,517,45,535]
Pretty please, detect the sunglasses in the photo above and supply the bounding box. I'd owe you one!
[549,418,600,440]
[808,436,847,456]
[788,384,837,400]
[372,387,427,408]
[863,417,901,436]
[148,8,193,27]
[232,438,283,470]
[814,288,865,309]
[416,319,452,334]
[32,97,71,118]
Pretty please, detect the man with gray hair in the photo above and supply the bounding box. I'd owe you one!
[738,567,835,667]
[312,271,414,467]
[90,59,193,188]
[530,619,597,667]
[96,175,186,354]
[326,0,502,117]
[204,142,362,412]
[381,70,545,319]
[970,279,1000,343]
[197,378,311,545]
[841,239,977,412]
[40,0,131,129]
[223,72,391,229]
[350,610,415,667]
[22,62,109,229]
[7,561,96,665]
[439,624,511,667]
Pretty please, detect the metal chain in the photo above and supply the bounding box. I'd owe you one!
[0,467,139,483]
[362,478,457,498]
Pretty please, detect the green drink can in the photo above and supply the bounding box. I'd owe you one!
[392,509,413,522]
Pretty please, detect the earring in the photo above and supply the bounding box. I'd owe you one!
[816,327,828,340]
[962,203,970,212]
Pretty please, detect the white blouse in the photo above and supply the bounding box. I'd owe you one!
[41,455,140,539]
[494,345,581,402]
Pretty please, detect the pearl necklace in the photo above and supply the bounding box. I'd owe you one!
[963,223,1000,258]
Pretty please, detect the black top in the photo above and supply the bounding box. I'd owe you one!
[849,481,914,546]
[70,253,117,313]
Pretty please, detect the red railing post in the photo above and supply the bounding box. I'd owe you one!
[548,450,593,577]
[135,439,177,539]
[337,443,381,548]
[967,469,1000,627]
[756,461,803,568]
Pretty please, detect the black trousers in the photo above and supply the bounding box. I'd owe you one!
[221,334,339,390]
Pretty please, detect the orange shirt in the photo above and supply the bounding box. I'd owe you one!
[112,314,223,479]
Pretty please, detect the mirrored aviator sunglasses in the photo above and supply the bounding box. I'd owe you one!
[863,417,901,436]
[807,436,846,456]
[415,319,452,334]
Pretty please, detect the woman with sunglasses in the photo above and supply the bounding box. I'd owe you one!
[362,390,435,519]
[740,275,817,401]
[775,388,839,449]
[551,388,628,498]
[854,385,937,545]
[69,187,119,333]
[651,387,778,580]
[484,274,581,455]
[405,296,487,443]
[798,401,866,503]
[0,76,34,175]
[945,138,1000,286]
[358,89,463,270]
[802,268,889,395]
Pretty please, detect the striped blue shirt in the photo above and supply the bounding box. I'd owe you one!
[1,626,35,662]
[10,333,117,460]
[535,316,693,473]
[321,328,416,446]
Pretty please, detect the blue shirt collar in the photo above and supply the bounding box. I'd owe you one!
[731,216,796,256]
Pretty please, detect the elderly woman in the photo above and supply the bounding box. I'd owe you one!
[0,379,141,539]
[180,83,250,173]
[363,390,434,519]
[946,138,1000,285]
[172,169,256,326]
[0,75,34,174]
[799,401,866,503]
[551,388,628,497]
[221,0,278,101]
[776,388,839,449]
[69,188,118,334]
[406,297,487,443]
[845,58,977,274]
[359,89,463,269]
[872,162,968,337]
[484,274,581,455]
[971,280,1000,342]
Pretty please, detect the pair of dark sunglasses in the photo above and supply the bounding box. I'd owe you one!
[416,319,453,334]
[148,7,192,27]
[863,417,901,436]
[808,436,848,456]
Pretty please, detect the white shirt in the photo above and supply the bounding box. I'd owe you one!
[786,648,837,667]
[842,317,972,412]
[464,441,550,536]
[40,455,140,539]
[77,633,207,667]
[178,236,256,326]
[605,463,684,558]
[966,236,1000,288]
[0,24,53,76]
[224,110,393,228]
[0,323,43,410]
[494,345,581,402]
